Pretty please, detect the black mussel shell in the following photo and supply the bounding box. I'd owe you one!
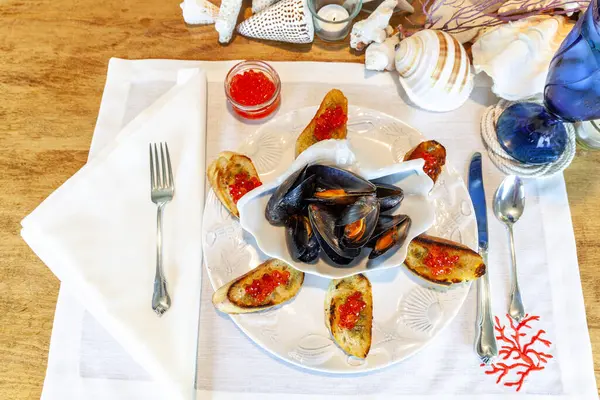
[368,215,411,259]
[337,195,380,250]
[307,165,375,205]
[308,203,358,265]
[373,183,404,212]
[286,214,320,263]
[266,165,315,225]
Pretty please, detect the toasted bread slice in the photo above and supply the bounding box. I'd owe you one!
[295,89,348,158]
[404,234,485,285]
[207,151,261,218]
[403,140,446,183]
[212,259,304,314]
[325,274,372,359]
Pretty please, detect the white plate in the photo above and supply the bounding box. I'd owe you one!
[237,139,435,279]
[202,106,477,373]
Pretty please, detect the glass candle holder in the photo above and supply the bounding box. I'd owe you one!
[575,120,600,150]
[308,0,362,42]
[224,60,281,120]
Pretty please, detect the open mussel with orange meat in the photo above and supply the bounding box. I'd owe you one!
[367,214,411,259]
[266,164,412,266]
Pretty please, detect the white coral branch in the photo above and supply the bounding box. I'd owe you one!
[181,0,219,25]
[365,31,400,71]
[350,0,396,50]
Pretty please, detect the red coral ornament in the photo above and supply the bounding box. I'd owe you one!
[481,314,553,392]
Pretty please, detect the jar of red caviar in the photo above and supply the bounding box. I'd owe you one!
[225,61,281,120]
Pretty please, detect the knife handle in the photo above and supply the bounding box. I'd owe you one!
[474,249,498,364]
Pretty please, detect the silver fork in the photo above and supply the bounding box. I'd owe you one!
[149,143,174,316]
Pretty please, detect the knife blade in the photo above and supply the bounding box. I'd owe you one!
[468,152,498,364]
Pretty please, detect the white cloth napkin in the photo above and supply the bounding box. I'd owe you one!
[21,68,207,400]
[36,59,598,400]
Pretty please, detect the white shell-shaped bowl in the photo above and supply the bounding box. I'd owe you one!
[472,16,574,101]
[395,29,474,112]
[237,140,435,279]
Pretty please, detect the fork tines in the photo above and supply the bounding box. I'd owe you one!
[149,142,174,191]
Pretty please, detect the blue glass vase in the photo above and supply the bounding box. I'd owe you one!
[496,0,600,165]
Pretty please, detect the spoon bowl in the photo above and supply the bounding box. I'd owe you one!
[493,175,525,225]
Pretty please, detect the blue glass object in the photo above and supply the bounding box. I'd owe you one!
[497,103,567,164]
[496,0,600,164]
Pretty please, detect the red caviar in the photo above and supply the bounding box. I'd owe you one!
[229,70,276,106]
[423,246,460,276]
[229,173,262,204]
[245,270,290,303]
[410,147,440,178]
[314,106,347,141]
[338,292,366,330]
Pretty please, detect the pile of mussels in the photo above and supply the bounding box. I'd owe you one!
[265,164,412,266]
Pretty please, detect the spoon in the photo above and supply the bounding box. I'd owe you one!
[493,175,526,322]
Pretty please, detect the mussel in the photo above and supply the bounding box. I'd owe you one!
[308,203,360,265]
[307,165,375,205]
[368,214,411,259]
[286,214,320,263]
[373,183,404,212]
[266,165,315,225]
[337,195,379,250]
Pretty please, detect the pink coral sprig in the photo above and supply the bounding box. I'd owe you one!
[422,0,589,34]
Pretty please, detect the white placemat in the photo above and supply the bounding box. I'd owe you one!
[40,59,597,400]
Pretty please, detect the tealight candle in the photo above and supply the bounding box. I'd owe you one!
[308,0,362,42]
[316,4,350,33]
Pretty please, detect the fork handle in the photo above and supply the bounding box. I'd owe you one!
[152,205,171,316]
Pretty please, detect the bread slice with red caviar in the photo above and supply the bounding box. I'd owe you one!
[295,89,348,158]
[212,259,304,314]
[207,151,261,218]
[325,274,372,359]
[405,234,486,285]
[403,140,446,184]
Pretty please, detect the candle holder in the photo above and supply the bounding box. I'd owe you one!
[308,0,362,42]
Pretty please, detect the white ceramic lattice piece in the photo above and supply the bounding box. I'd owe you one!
[237,0,314,44]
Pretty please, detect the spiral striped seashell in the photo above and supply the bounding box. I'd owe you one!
[395,29,474,113]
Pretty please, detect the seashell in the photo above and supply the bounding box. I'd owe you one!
[472,16,575,101]
[180,0,219,25]
[215,0,243,43]
[394,29,474,112]
[365,31,400,71]
[237,0,314,44]
[350,0,395,50]
[498,0,587,16]
[252,0,281,13]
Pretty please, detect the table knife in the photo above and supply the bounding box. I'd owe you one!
[468,152,498,365]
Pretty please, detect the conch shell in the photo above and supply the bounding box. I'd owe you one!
[215,0,243,43]
[472,15,574,101]
[394,29,474,112]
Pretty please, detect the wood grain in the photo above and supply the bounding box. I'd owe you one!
[0,0,598,398]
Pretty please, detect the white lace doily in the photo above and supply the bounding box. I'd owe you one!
[480,99,576,178]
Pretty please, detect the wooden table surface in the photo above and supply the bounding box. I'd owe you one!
[1,0,599,398]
